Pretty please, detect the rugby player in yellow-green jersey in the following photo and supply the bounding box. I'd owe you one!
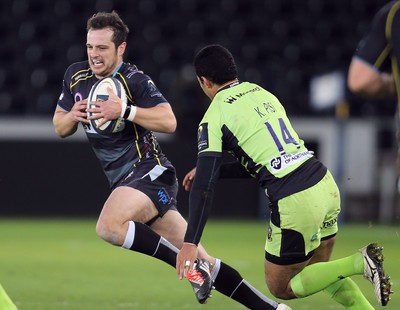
[176,44,392,308]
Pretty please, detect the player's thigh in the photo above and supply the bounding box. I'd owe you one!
[99,186,158,225]
[266,171,340,262]
[150,209,187,248]
[265,258,309,298]
[308,235,336,265]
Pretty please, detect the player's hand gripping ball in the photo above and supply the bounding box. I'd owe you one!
[87,77,126,135]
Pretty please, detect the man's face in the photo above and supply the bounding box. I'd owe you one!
[86,28,124,79]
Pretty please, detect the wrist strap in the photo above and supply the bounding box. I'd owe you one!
[123,105,131,119]
[123,105,137,122]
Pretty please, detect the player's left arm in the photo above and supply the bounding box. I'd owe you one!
[183,160,250,191]
[133,103,177,133]
[177,155,222,278]
[125,74,177,133]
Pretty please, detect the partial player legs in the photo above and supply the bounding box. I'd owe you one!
[96,186,159,245]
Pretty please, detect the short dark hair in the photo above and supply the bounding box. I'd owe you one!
[86,11,129,47]
[193,44,238,85]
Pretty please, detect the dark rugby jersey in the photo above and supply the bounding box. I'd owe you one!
[353,1,400,102]
[57,61,170,188]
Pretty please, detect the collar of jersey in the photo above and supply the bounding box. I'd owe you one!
[216,80,241,94]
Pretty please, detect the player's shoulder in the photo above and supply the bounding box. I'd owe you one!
[64,61,92,82]
[375,1,400,20]
[117,62,164,99]
[119,62,148,81]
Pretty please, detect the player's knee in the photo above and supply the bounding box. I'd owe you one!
[266,279,295,300]
[96,220,121,246]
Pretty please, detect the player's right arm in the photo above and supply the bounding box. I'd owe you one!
[54,64,90,138]
[347,2,397,99]
[53,99,88,138]
[347,58,395,98]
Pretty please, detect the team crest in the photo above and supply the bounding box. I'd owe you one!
[142,79,162,97]
[197,123,209,152]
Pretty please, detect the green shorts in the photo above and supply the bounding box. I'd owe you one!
[265,170,340,265]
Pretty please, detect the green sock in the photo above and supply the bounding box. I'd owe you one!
[290,252,364,297]
[0,285,17,310]
[324,278,373,309]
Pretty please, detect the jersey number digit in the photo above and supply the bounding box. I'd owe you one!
[265,118,300,155]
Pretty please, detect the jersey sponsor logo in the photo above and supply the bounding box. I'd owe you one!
[224,96,237,104]
[142,79,162,98]
[223,86,261,103]
[235,85,262,98]
[269,150,313,172]
[197,123,209,152]
[270,157,282,170]
[74,72,90,82]
[322,217,337,228]
[158,188,171,205]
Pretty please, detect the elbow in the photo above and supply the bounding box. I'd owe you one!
[164,116,177,133]
[53,121,75,138]
[54,128,69,138]
[53,122,64,138]
[169,119,177,133]
[347,77,365,94]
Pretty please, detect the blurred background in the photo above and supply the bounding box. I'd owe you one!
[0,0,399,224]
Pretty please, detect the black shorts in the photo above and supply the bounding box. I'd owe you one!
[116,157,178,217]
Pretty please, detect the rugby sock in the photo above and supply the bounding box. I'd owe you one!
[0,284,17,310]
[121,220,178,267]
[122,222,280,309]
[213,261,279,310]
[290,252,364,297]
[324,278,374,309]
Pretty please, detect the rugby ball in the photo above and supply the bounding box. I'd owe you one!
[87,77,126,135]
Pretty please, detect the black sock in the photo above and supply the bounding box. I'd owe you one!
[214,262,278,310]
[122,221,178,267]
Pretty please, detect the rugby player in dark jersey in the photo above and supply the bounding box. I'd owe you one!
[348,1,400,190]
[53,11,290,309]
[176,44,393,308]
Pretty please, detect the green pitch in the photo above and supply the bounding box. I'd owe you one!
[0,219,398,309]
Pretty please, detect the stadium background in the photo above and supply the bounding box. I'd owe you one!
[0,0,399,224]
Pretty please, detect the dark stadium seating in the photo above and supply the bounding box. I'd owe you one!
[0,0,393,119]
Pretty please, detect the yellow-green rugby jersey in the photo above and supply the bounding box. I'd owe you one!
[197,81,327,201]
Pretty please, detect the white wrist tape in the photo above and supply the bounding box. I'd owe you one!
[126,106,137,122]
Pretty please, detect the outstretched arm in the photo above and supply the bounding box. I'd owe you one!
[177,155,222,279]
[183,160,250,192]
